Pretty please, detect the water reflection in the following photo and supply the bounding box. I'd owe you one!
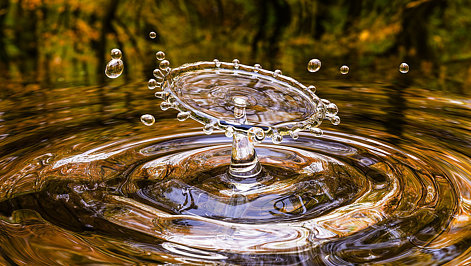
[0,78,470,264]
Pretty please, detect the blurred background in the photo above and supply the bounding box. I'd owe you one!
[0,0,469,93]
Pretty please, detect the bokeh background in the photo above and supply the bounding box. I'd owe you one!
[0,0,469,93]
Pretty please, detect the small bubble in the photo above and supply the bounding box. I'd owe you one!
[140,114,155,126]
[225,126,235,137]
[272,134,283,144]
[273,69,282,77]
[156,51,165,60]
[177,111,190,121]
[307,85,316,93]
[105,59,124,78]
[160,101,171,111]
[254,64,261,72]
[232,59,240,69]
[111,48,122,60]
[331,116,340,125]
[307,59,321,72]
[149,32,157,39]
[248,127,265,143]
[399,63,409,73]
[148,79,157,90]
[310,127,323,137]
[340,65,349,75]
[159,60,170,70]
[203,124,214,135]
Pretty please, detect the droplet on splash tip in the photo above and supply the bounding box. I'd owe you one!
[248,127,265,143]
[232,59,240,69]
[159,60,170,70]
[307,85,316,93]
[160,101,171,111]
[254,64,261,72]
[177,111,191,121]
[399,63,409,73]
[105,59,124,79]
[148,79,157,90]
[156,51,165,60]
[213,59,221,68]
[340,65,349,75]
[140,114,155,126]
[310,127,323,137]
[149,32,157,39]
[331,116,341,125]
[203,124,214,135]
[307,59,321,72]
[110,48,122,60]
[326,103,338,116]
[273,69,282,77]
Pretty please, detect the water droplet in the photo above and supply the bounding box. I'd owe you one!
[232,59,240,69]
[310,127,323,137]
[399,63,409,73]
[149,32,157,39]
[248,127,265,143]
[290,129,300,140]
[148,79,157,90]
[326,103,338,116]
[153,69,165,82]
[225,126,235,137]
[203,124,214,135]
[254,64,261,72]
[307,85,316,93]
[272,134,283,144]
[105,59,124,79]
[213,59,221,68]
[140,114,155,126]
[159,60,170,70]
[155,91,167,99]
[160,101,171,111]
[307,59,321,72]
[273,69,282,77]
[340,65,349,75]
[331,116,341,125]
[111,48,122,60]
[156,51,165,60]
[177,111,190,121]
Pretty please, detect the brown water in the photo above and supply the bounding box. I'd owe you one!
[1,77,471,265]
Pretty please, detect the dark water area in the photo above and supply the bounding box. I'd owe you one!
[1,0,471,265]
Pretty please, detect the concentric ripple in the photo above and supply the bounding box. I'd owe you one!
[0,129,462,264]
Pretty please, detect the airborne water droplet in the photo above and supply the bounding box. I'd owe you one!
[340,65,349,75]
[156,51,165,60]
[399,63,409,73]
[273,69,282,77]
[105,59,124,79]
[111,48,122,60]
[140,114,155,126]
[307,59,321,72]
[149,32,157,39]
[307,85,317,93]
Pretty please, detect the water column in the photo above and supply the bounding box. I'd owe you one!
[229,96,262,179]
